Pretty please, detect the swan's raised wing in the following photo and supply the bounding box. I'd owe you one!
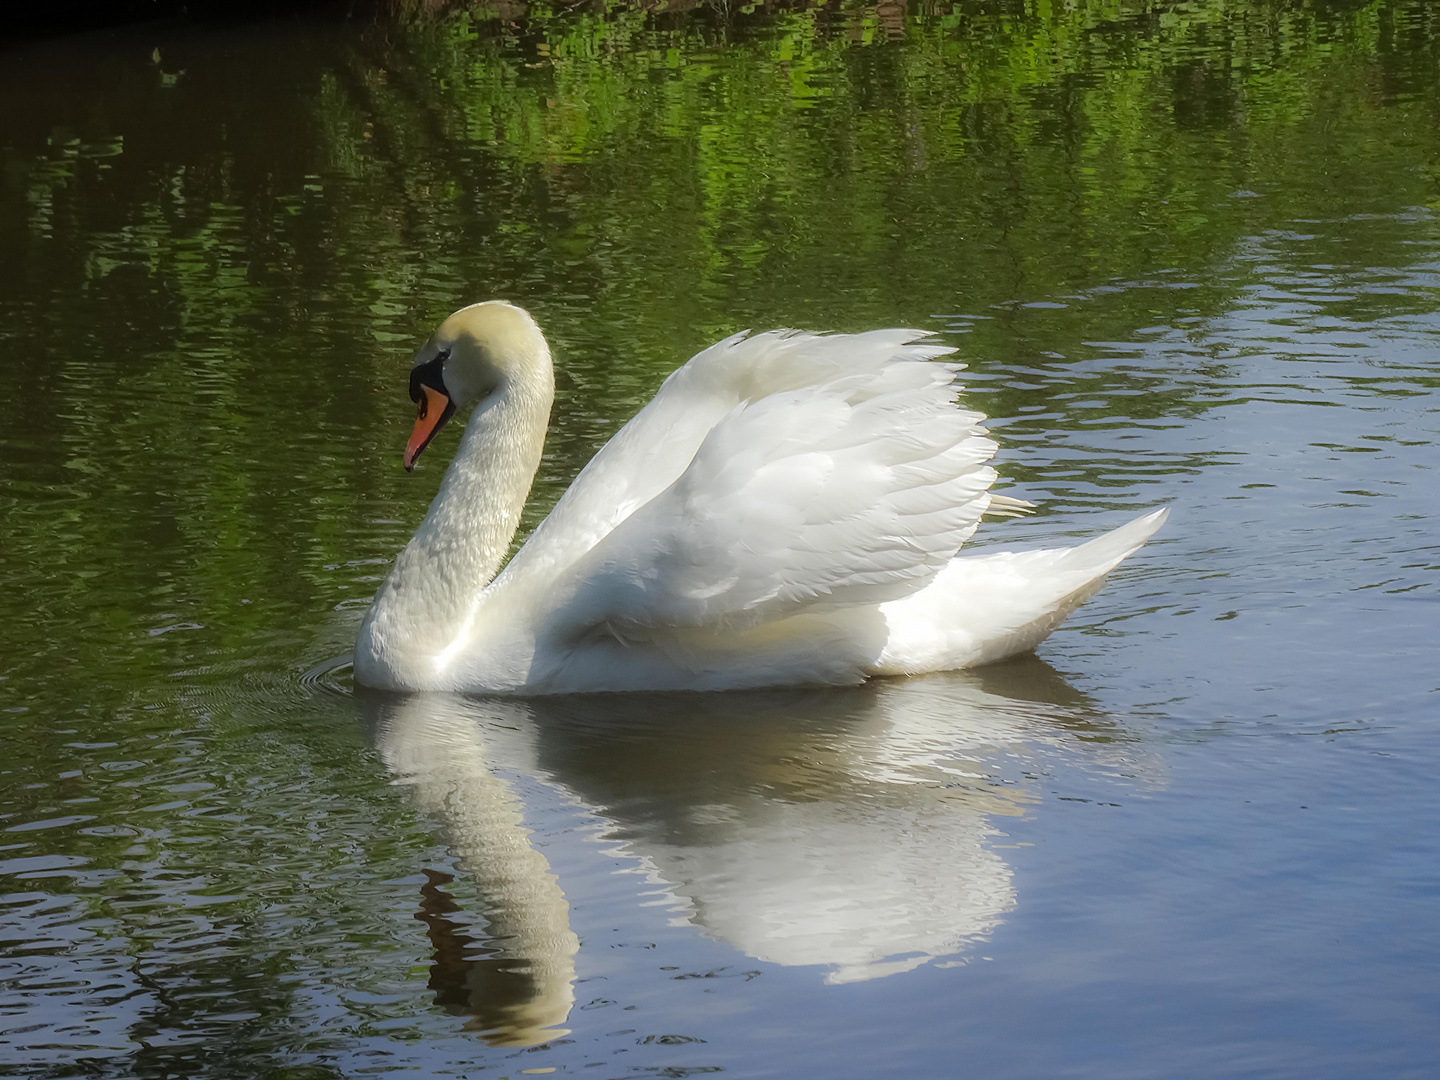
[537,344,999,637]
[498,329,960,586]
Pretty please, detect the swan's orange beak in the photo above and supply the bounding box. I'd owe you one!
[404,385,453,471]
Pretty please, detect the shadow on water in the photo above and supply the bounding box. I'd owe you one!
[356,655,1152,1046]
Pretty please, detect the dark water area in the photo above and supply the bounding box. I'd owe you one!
[1,1,1439,1076]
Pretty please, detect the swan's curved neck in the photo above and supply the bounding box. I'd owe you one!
[360,370,552,682]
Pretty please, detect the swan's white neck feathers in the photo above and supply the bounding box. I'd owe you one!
[357,348,552,689]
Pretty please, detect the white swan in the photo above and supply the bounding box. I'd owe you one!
[354,300,1167,693]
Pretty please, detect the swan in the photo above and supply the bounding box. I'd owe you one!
[354,300,1167,693]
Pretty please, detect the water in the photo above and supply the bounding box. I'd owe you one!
[1,2,1438,1076]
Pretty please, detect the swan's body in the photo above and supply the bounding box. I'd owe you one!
[355,301,1166,694]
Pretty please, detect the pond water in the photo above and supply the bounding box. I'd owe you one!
[2,2,1439,1076]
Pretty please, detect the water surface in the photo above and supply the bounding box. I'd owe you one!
[1,2,1438,1076]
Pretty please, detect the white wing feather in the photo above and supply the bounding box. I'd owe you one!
[497,329,966,587]
[516,332,1000,638]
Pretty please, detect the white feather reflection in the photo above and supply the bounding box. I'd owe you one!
[371,695,579,1047]
[362,657,1152,1039]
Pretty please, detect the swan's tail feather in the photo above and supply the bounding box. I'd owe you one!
[1046,506,1169,576]
[869,507,1169,675]
[984,494,1036,518]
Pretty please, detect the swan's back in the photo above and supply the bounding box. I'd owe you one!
[480,329,1032,691]
[498,328,987,591]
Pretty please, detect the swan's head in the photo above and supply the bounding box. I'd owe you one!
[403,300,550,470]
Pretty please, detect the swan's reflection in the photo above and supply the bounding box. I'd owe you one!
[369,693,579,1046]
[363,657,1145,1041]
